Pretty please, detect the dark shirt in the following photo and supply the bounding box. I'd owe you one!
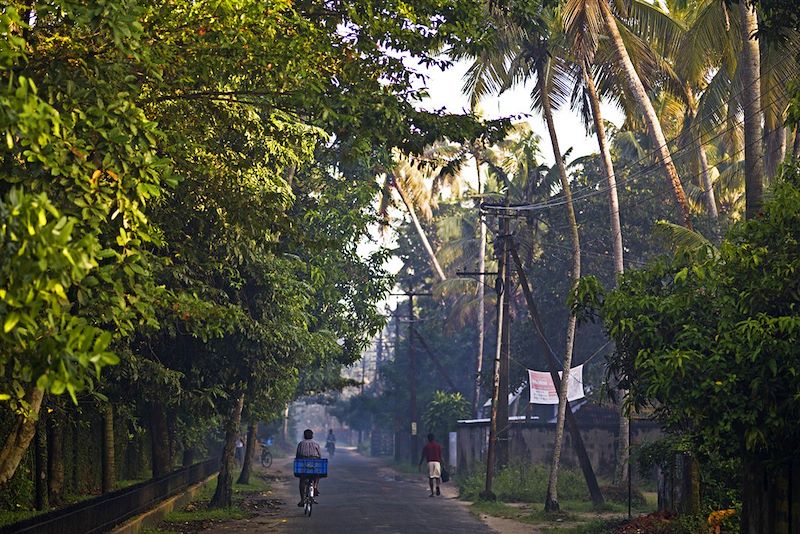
[421,441,443,463]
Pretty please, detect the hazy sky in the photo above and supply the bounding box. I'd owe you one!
[413,58,625,166]
[373,56,627,307]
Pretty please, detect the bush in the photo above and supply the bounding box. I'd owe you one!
[458,460,589,502]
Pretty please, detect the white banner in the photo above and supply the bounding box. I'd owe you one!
[528,364,585,405]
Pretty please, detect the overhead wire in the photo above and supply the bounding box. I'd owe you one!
[481,64,794,214]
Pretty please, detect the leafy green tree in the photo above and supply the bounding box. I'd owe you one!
[422,391,470,443]
[0,2,170,484]
[577,164,800,532]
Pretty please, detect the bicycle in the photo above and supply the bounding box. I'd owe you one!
[260,445,273,468]
[294,457,328,518]
[300,475,315,516]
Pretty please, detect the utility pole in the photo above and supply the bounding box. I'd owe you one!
[497,211,511,468]
[375,330,383,390]
[481,225,506,500]
[408,292,418,465]
[508,242,605,506]
[390,291,432,465]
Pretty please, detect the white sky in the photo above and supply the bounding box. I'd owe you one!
[413,58,625,166]
[366,57,626,311]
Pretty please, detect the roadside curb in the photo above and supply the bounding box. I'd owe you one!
[109,474,217,534]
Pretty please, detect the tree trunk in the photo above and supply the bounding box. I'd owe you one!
[282,405,290,448]
[182,446,195,467]
[393,177,447,282]
[740,457,797,533]
[34,407,49,510]
[102,404,115,492]
[237,422,257,485]
[0,387,44,486]
[510,244,605,507]
[764,126,787,182]
[47,406,64,504]
[150,404,171,478]
[599,0,692,229]
[583,64,624,275]
[211,392,245,508]
[792,126,800,160]
[472,150,487,418]
[696,134,719,219]
[540,64,581,513]
[738,0,765,219]
[71,411,80,494]
[584,65,631,484]
[682,85,720,221]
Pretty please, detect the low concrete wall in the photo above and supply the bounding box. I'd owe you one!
[457,417,662,477]
[110,474,216,534]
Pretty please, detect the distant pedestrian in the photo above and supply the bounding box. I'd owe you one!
[235,436,244,465]
[418,433,443,497]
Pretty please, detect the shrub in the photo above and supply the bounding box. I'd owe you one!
[459,460,589,502]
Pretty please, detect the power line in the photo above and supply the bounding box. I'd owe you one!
[481,67,794,214]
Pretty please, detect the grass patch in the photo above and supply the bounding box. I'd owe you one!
[0,509,39,526]
[160,473,271,527]
[141,527,181,534]
[471,500,579,525]
[460,461,590,503]
[389,460,421,475]
[164,506,249,523]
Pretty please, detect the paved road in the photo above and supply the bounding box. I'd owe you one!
[275,449,493,533]
[211,448,496,533]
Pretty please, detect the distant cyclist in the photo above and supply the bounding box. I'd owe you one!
[295,429,322,506]
[325,429,336,457]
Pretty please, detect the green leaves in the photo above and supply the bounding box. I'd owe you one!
[597,163,800,464]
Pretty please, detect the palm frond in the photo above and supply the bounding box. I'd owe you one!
[652,220,714,253]
[625,0,686,60]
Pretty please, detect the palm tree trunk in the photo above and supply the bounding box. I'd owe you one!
[540,66,581,513]
[583,64,624,274]
[764,126,786,182]
[697,134,719,219]
[599,0,692,229]
[393,177,447,282]
[102,404,115,493]
[0,387,44,485]
[473,150,487,418]
[582,63,631,485]
[738,0,765,219]
[793,126,800,159]
[211,392,245,508]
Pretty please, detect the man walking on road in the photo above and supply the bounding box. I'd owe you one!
[418,433,443,497]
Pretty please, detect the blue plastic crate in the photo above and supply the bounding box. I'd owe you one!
[294,458,328,478]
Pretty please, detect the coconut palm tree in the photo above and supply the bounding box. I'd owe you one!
[381,144,467,283]
[460,5,585,509]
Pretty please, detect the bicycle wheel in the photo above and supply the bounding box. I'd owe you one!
[261,451,272,468]
[304,482,313,516]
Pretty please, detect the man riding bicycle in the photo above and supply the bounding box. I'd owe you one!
[296,429,322,506]
[325,429,336,456]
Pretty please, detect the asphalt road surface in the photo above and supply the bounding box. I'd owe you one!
[234,448,496,533]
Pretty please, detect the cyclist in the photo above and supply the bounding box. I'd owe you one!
[295,429,322,506]
[325,429,336,456]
